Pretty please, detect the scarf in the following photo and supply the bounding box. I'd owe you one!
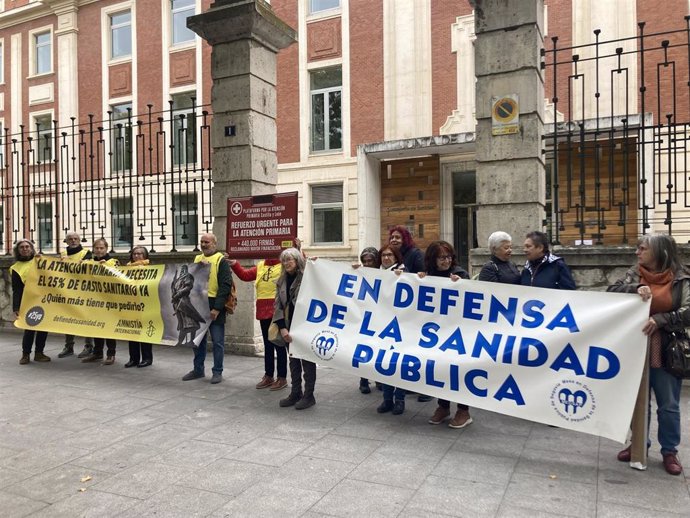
[639,265,674,316]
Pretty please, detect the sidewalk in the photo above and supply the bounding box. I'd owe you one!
[1,330,689,517]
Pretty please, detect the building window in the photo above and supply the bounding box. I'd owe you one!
[310,67,342,153]
[111,197,133,248]
[171,0,195,45]
[173,192,198,246]
[309,0,340,14]
[111,103,132,174]
[312,184,343,244]
[110,10,132,59]
[171,92,197,165]
[34,31,51,75]
[33,114,53,162]
[36,202,53,250]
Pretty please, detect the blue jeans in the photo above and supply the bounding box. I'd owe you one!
[649,367,682,454]
[193,319,225,375]
[382,384,406,402]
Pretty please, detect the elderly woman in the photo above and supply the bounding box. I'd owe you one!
[274,247,316,410]
[478,231,521,284]
[12,239,50,365]
[521,231,576,290]
[608,233,690,476]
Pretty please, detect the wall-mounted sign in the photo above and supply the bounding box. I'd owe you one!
[491,94,520,135]
[226,192,298,259]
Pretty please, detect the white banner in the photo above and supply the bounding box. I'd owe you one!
[290,259,650,443]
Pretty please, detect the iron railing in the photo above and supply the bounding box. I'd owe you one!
[0,100,213,255]
[542,16,690,244]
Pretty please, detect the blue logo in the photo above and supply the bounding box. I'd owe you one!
[310,330,339,361]
[550,380,596,422]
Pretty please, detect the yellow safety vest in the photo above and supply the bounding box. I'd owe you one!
[10,260,32,284]
[194,251,224,297]
[255,260,281,300]
[60,248,90,262]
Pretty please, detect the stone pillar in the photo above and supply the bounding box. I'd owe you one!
[188,0,296,354]
[471,0,545,246]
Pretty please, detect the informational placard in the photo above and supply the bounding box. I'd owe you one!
[226,192,298,258]
[491,94,520,135]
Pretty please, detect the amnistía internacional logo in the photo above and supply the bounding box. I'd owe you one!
[310,330,339,361]
[550,379,596,423]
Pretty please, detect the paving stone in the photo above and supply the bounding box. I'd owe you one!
[300,433,383,464]
[0,466,32,490]
[3,463,109,504]
[226,436,308,466]
[0,443,90,475]
[276,455,356,493]
[168,406,244,429]
[90,461,196,500]
[309,478,414,517]
[495,504,566,517]
[502,472,597,517]
[116,484,231,518]
[375,431,454,461]
[177,458,272,496]
[515,446,598,483]
[451,428,529,458]
[0,489,48,517]
[208,482,323,517]
[402,474,504,517]
[70,442,162,475]
[348,451,438,490]
[124,422,203,450]
[596,501,688,517]
[433,449,517,486]
[597,467,690,514]
[153,439,239,468]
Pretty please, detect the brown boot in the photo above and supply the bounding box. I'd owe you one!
[34,352,51,362]
[269,377,288,391]
[19,353,30,365]
[449,408,473,429]
[256,375,274,389]
[428,406,450,425]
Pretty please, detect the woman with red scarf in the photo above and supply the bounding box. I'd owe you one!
[608,233,690,476]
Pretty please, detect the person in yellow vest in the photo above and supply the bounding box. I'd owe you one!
[12,239,50,365]
[182,233,232,385]
[81,238,120,365]
[227,256,287,391]
[57,231,93,359]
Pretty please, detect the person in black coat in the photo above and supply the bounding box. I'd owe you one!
[420,241,474,429]
[388,225,424,274]
[478,231,521,284]
[520,231,576,290]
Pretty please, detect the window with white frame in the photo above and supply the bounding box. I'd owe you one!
[33,114,53,162]
[173,192,198,246]
[309,0,340,14]
[310,66,342,153]
[111,197,133,248]
[110,103,132,174]
[171,92,197,166]
[312,184,343,244]
[171,0,196,45]
[36,202,53,250]
[34,31,51,75]
[110,10,132,59]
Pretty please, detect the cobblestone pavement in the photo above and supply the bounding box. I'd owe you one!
[1,331,689,517]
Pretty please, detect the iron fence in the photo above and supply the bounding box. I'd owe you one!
[542,16,690,245]
[0,100,213,255]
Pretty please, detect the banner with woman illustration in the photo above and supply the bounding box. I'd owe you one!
[290,259,650,442]
[14,257,211,346]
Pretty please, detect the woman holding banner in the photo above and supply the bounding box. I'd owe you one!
[81,238,120,365]
[421,241,474,429]
[478,231,521,284]
[608,233,690,476]
[274,248,317,410]
[12,239,50,365]
[228,256,287,391]
[388,226,424,274]
[125,246,154,368]
[353,247,381,394]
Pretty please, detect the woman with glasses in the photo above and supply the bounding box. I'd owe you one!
[228,255,287,391]
[274,248,316,409]
[421,241,474,429]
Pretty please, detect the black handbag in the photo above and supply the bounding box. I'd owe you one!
[663,330,690,379]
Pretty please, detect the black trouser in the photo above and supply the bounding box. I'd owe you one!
[260,319,287,378]
[438,399,469,411]
[93,338,116,356]
[128,341,153,363]
[288,354,316,396]
[22,330,47,354]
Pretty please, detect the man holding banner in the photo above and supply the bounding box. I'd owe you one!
[182,233,232,385]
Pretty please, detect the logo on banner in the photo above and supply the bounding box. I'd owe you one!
[550,380,596,422]
[25,306,45,326]
[310,330,339,361]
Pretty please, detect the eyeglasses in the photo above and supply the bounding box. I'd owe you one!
[437,255,452,261]
[381,253,394,258]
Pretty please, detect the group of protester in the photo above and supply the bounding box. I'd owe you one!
[11,226,688,476]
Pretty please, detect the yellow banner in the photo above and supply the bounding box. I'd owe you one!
[15,257,211,346]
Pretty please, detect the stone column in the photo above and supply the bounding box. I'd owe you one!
[471,0,545,245]
[188,0,296,354]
